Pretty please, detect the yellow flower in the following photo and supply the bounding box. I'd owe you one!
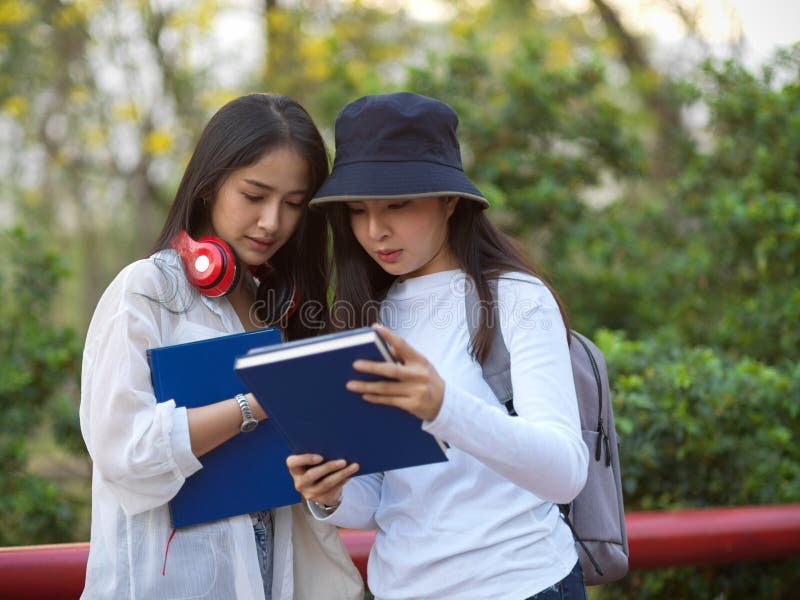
[55,0,102,28]
[24,188,41,208]
[83,125,106,149]
[112,101,139,121]
[267,9,289,32]
[195,0,218,31]
[547,38,572,68]
[492,32,515,58]
[450,20,473,38]
[2,95,27,117]
[69,85,90,105]
[300,38,328,61]
[345,61,368,83]
[200,89,239,112]
[168,0,219,31]
[306,59,332,81]
[0,0,35,27]
[144,129,174,156]
[55,5,83,28]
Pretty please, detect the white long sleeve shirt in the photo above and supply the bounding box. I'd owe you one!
[311,269,589,600]
[80,249,362,600]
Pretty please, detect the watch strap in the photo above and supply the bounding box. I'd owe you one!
[235,393,258,432]
[311,497,342,515]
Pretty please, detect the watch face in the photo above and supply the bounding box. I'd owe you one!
[241,419,258,433]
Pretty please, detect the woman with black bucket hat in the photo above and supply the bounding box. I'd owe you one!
[286,92,590,599]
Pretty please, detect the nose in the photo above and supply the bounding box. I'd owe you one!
[367,211,390,241]
[258,200,281,236]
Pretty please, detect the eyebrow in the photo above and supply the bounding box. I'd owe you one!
[243,178,307,195]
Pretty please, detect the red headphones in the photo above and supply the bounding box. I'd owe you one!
[170,230,301,319]
[170,230,241,297]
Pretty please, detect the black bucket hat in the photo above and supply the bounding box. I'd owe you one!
[310,92,488,208]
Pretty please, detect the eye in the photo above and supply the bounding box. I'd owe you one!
[285,199,304,209]
[243,193,262,202]
[388,201,409,210]
[347,205,366,215]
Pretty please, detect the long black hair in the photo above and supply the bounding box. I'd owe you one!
[150,93,330,340]
[326,199,570,362]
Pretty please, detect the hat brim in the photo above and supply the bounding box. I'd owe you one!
[310,161,488,208]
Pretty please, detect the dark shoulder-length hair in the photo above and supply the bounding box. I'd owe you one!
[150,93,330,340]
[326,199,571,362]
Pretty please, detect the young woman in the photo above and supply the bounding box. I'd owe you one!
[80,93,362,600]
[287,92,590,599]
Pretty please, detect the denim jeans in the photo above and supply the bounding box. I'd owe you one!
[252,510,274,600]
[524,561,587,600]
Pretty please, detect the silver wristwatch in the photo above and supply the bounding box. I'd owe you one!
[235,393,258,433]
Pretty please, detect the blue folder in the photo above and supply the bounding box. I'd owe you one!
[147,327,301,528]
[235,327,449,475]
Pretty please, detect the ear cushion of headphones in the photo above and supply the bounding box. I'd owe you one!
[171,231,241,297]
[196,236,241,297]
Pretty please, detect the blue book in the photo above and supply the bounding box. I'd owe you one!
[147,327,301,528]
[235,327,449,475]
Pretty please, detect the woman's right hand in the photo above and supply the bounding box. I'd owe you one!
[286,454,359,507]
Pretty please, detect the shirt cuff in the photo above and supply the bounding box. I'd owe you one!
[170,404,203,478]
[307,498,340,521]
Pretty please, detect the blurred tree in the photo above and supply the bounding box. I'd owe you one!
[0,0,262,541]
[403,0,645,277]
[261,0,424,126]
[552,45,800,364]
[589,0,692,179]
[1,0,241,325]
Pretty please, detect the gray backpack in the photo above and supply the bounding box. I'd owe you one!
[465,282,629,585]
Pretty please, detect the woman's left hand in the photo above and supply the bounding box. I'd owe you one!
[346,324,445,422]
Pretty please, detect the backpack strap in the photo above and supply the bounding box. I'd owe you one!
[572,332,611,465]
[464,278,516,415]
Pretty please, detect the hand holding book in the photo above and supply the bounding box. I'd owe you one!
[286,324,448,509]
[286,454,358,508]
[346,324,445,422]
[147,326,302,528]
[235,326,448,477]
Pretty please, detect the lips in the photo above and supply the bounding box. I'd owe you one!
[246,236,276,250]
[376,249,402,263]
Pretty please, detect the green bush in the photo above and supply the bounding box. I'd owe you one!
[594,329,800,597]
[0,226,84,546]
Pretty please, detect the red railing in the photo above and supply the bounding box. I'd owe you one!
[2,504,799,599]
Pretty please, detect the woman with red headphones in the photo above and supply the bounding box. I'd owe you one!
[79,94,362,599]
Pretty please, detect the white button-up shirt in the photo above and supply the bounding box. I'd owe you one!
[80,249,362,599]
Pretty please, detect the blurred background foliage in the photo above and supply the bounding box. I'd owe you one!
[0,0,798,596]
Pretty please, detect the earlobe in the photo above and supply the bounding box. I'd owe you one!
[445,196,460,218]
